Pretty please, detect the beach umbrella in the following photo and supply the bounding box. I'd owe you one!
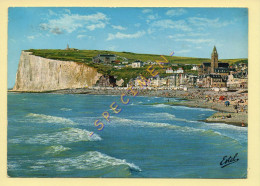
[219,96,224,100]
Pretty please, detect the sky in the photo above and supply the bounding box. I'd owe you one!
[8,7,248,88]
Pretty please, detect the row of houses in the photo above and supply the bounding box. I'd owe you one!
[197,72,248,89]
[96,72,247,90]
[132,74,197,88]
[95,71,247,90]
[95,73,196,88]
[166,67,184,74]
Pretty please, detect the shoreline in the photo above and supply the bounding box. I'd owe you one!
[8,87,248,127]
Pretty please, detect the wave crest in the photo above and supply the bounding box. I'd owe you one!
[27,128,102,144]
[45,145,71,154]
[26,113,75,125]
[146,112,176,119]
[60,108,72,111]
[110,116,223,136]
[152,104,171,108]
[9,128,102,144]
[32,151,141,172]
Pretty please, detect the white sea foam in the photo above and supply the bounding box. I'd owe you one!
[26,113,75,125]
[7,162,20,170]
[110,116,134,123]
[146,112,176,119]
[60,108,72,111]
[8,138,22,144]
[201,123,248,143]
[45,145,71,154]
[206,123,248,131]
[30,165,45,169]
[32,151,141,172]
[152,104,171,108]
[111,116,198,131]
[150,103,214,112]
[171,105,214,112]
[136,112,200,124]
[111,114,245,144]
[20,128,102,144]
[110,116,224,137]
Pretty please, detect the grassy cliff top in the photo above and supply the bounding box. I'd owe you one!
[25,49,247,65]
[24,49,248,85]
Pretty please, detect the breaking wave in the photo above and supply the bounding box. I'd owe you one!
[60,108,72,111]
[109,116,236,140]
[170,105,214,112]
[129,112,199,123]
[9,128,101,144]
[151,103,214,112]
[205,123,248,131]
[45,145,71,154]
[146,112,176,119]
[111,116,204,132]
[31,151,141,172]
[151,104,171,108]
[26,113,75,125]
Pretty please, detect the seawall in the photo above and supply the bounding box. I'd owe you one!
[12,51,102,92]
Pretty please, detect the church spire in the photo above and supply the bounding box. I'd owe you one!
[212,45,217,55]
[211,46,218,73]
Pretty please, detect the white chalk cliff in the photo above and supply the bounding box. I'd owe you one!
[13,51,102,91]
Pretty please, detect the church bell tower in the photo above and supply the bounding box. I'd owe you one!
[211,46,218,73]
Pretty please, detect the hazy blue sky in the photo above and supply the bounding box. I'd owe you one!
[8,7,248,88]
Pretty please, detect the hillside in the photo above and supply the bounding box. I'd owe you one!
[25,49,247,65]
[25,49,248,85]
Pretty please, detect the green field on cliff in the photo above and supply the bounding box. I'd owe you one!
[25,49,247,65]
[25,49,248,84]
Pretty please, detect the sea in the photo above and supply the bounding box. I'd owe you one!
[7,93,247,178]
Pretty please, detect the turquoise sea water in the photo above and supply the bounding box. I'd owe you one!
[7,93,247,178]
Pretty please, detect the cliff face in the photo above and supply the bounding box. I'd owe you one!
[13,51,102,91]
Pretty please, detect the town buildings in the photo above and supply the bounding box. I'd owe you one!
[93,47,247,90]
[197,46,230,88]
[97,75,117,87]
[191,65,199,71]
[227,71,248,88]
[197,46,248,89]
[93,54,117,64]
[198,46,230,75]
[166,67,173,74]
[132,60,144,68]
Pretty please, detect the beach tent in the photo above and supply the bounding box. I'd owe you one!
[225,101,230,106]
[219,96,225,100]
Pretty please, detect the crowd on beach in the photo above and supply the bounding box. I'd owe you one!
[180,89,248,113]
[160,88,248,127]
